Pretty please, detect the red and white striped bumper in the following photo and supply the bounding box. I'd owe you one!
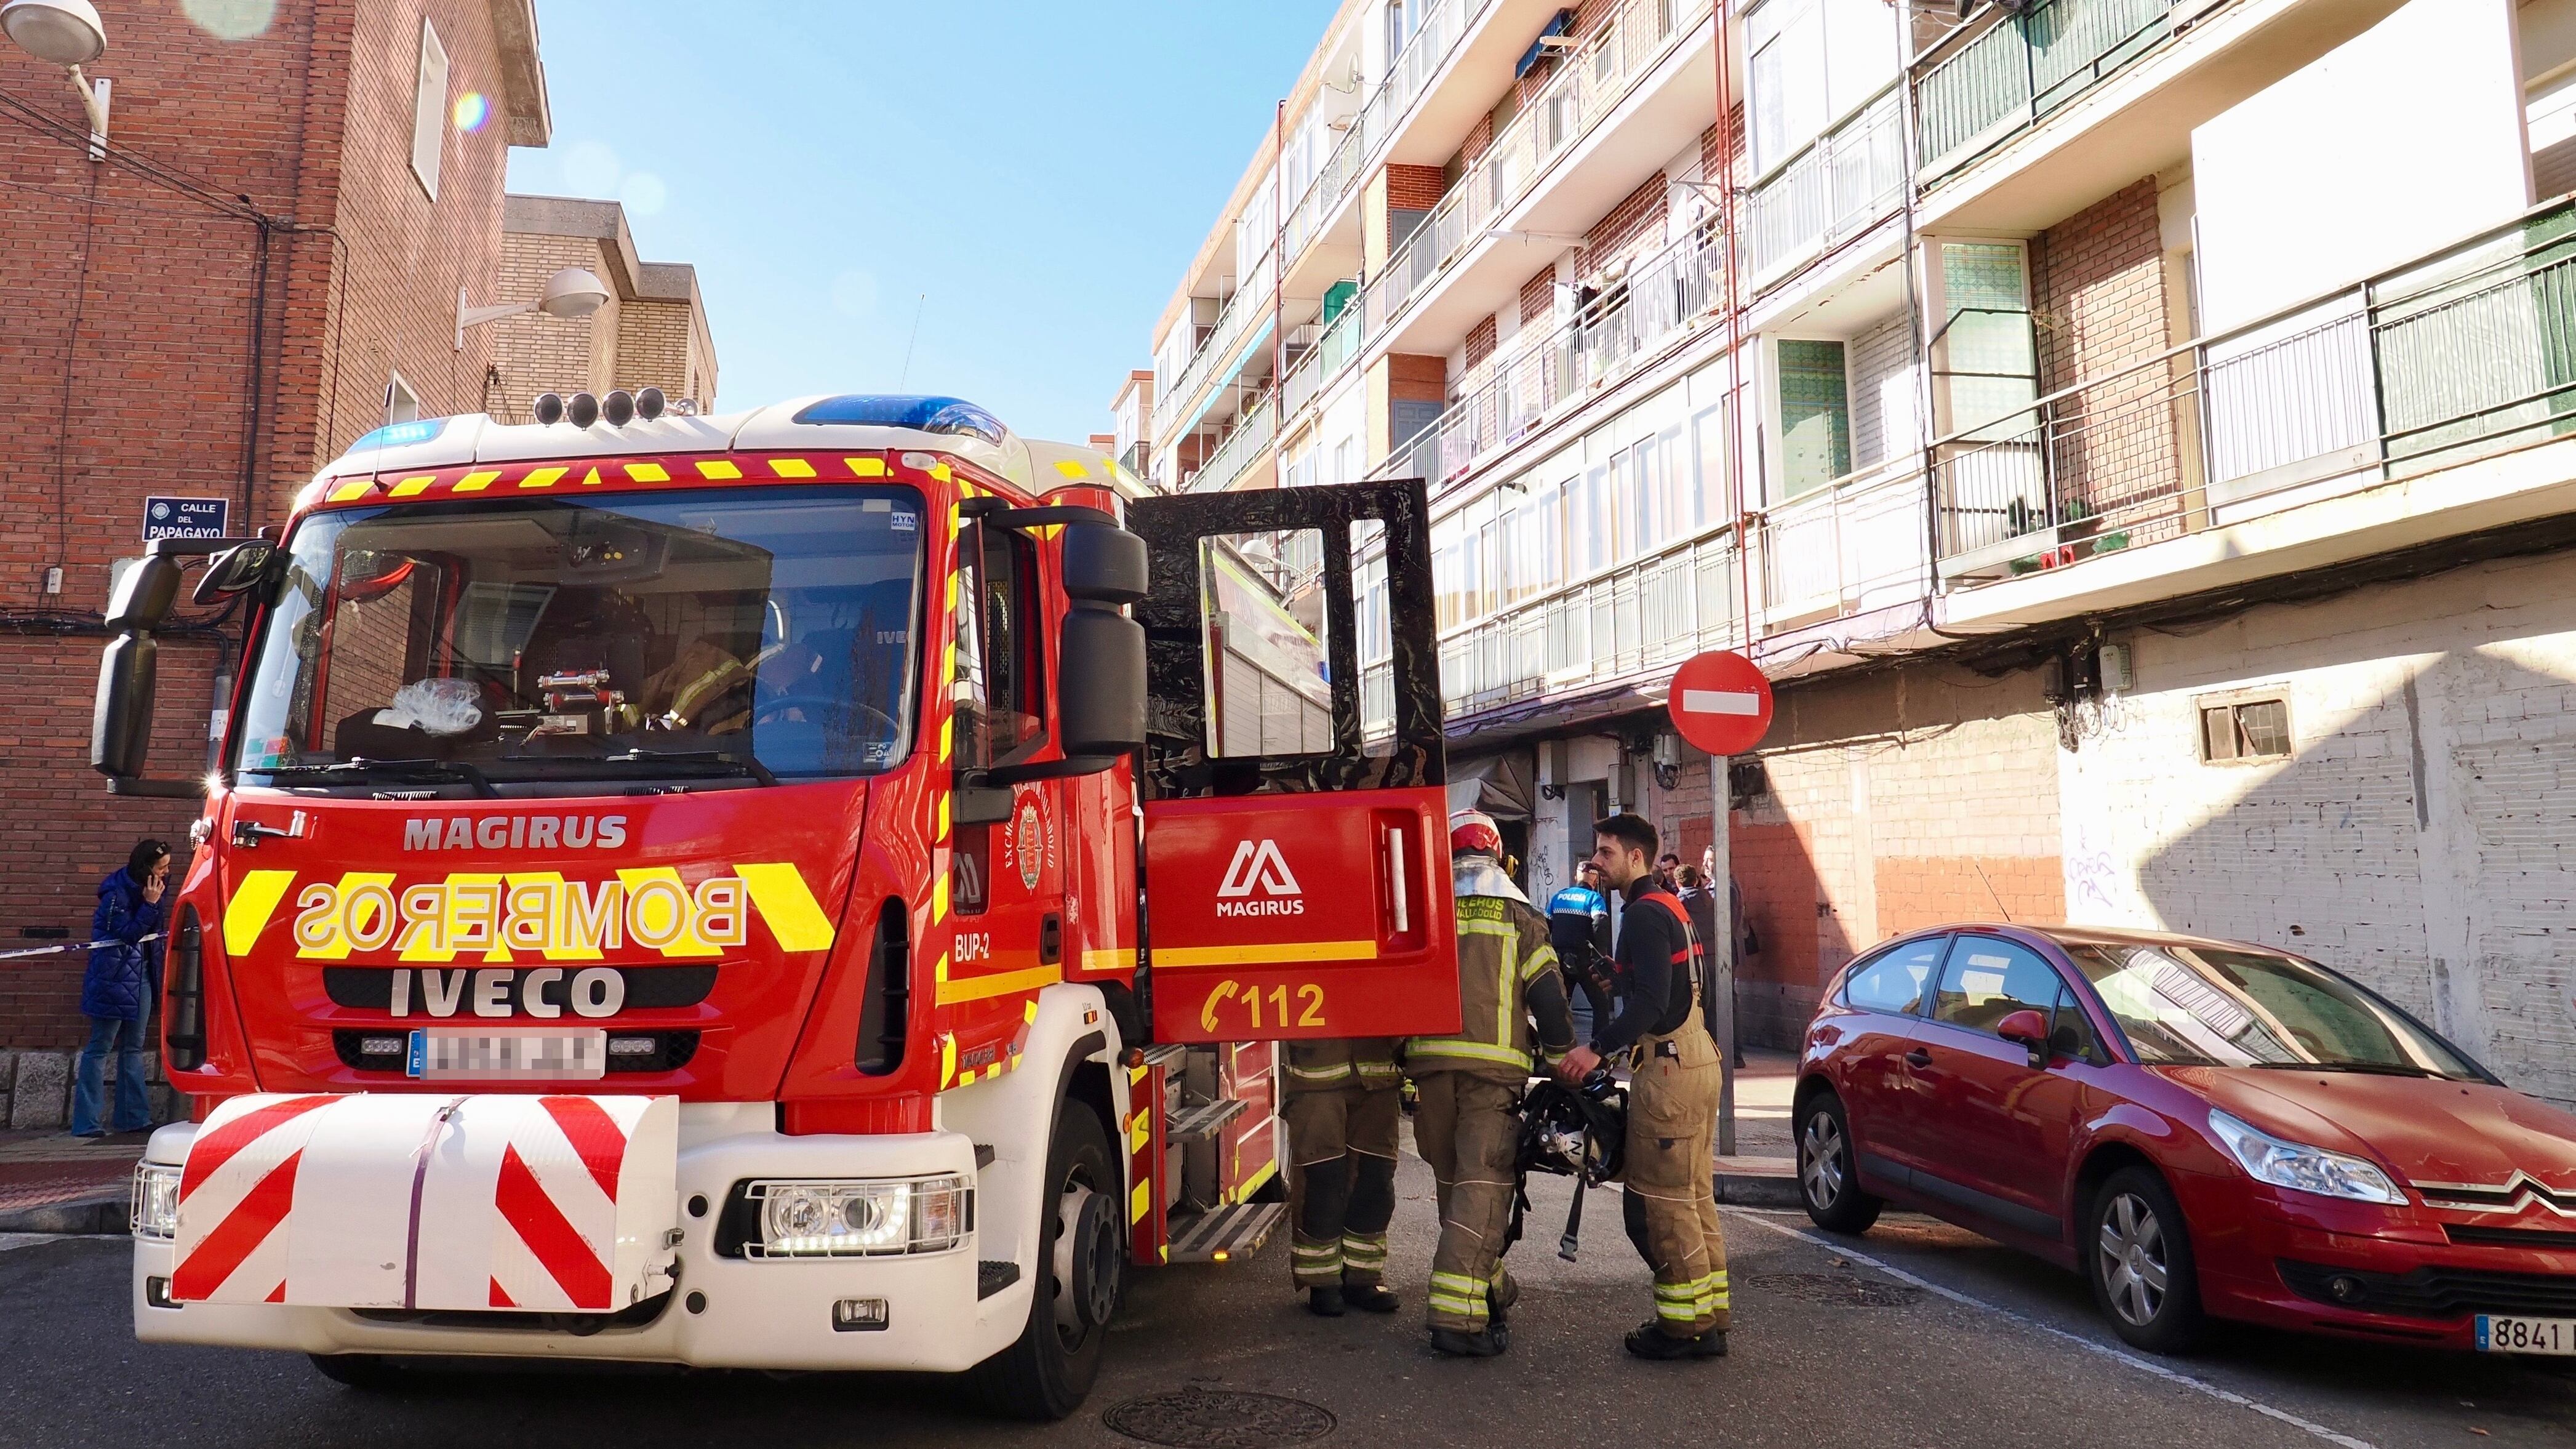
[170,1093,679,1313]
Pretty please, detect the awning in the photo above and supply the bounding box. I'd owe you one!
[1446,750,1537,822]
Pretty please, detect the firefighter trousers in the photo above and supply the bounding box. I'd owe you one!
[1620,1019,1730,1338]
[1409,1071,1522,1332]
[1283,1082,1400,1289]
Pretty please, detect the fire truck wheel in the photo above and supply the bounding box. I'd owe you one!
[306,1354,404,1390]
[970,1104,1121,1421]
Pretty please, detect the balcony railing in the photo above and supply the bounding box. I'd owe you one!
[1915,0,2178,182]
[1279,0,1495,275]
[1757,457,1931,623]
[1279,302,1363,421]
[1414,525,1748,722]
[1745,85,1906,280]
[1357,0,1702,344]
[1373,222,1723,490]
[1934,197,2576,580]
[1154,247,1279,441]
[1185,393,1277,494]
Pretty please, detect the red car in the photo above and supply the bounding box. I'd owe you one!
[1793,924,2576,1354]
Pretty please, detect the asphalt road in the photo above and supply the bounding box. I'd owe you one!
[3,1147,2572,1449]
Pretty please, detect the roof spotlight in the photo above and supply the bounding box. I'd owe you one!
[603,389,636,427]
[636,387,666,422]
[568,391,601,429]
[532,392,566,425]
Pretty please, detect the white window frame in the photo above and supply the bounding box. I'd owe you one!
[384,372,422,427]
[409,17,449,201]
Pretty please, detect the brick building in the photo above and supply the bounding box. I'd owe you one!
[0,0,550,1080]
[1127,0,2576,1108]
[487,193,718,419]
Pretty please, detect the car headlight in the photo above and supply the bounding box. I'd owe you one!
[2207,1109,2406,1205]
[743,1176,972,1258]
[132,1161,182,1241]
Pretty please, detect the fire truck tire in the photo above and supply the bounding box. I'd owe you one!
[969,1104,1121,1420]
[306,1354,404,1390]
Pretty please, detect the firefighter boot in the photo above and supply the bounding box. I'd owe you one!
[1342,1281,1401,1314]
[1430,1323,1510,1357]
[1308,1285,1347,1317]
[1623,1320,1724,1360]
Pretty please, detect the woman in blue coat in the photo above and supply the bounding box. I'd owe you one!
[73,840,170,1137]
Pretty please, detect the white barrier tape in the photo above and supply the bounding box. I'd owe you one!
[0,931,166,961]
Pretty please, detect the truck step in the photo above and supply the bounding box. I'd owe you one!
[1167,1202,1284,1266]
[1139,1043,1189,1069]
[978,1260,1021,1299]
[1164,1096,1248,1144]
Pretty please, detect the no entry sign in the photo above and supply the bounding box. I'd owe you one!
[1667,649,1774,757]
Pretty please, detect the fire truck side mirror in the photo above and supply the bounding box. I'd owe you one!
[1056,605,1145,758]
[1060,522,1147,606]
[93,625,161,779]
[191,539,281,605]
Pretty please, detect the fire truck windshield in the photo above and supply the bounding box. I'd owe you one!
[231,485,926,787]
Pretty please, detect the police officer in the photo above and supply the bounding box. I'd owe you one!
[1558,813,1729,1360]
[1545,861,1613,1035]
[1406,810,1577,1357]
[1283,1036,1403,1316]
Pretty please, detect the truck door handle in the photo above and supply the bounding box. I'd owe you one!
[1039,914,1062,965]
[1904,1048,1932,1069]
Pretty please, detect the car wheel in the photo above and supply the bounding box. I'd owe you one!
[968,1104,1122,1420]
[2087,1166,2203,1353]
[1798,1091,1882,1235]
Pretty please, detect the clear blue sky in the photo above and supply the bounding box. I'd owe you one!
[505,1,1338,442]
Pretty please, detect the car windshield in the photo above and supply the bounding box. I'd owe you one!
[232,486,924,785]
[2060,942,2481,1079]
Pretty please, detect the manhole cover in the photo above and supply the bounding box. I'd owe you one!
[1102,1388,1336,1448]
[1748,1271,1924,1308]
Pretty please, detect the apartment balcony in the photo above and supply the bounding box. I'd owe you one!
[1910,0,2409,233]
[1278,303,1364,424]
[1185,393,1278,494]
[1935,198,2576,620]
[1756,456,1932,627]
[1154,247,1279,444]
[1744,84,1906,286]
[1358,0,1714,357]
[1372,223,1724,491]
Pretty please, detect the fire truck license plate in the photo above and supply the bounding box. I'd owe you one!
[2478,1316,2576,1355]
[407,1029,607,1081]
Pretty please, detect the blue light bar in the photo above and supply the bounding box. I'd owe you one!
[791,395,1009,446]
[348,417,448,451]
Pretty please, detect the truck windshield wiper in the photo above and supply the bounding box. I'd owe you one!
[255,757,500,798]
[502,747,779,787]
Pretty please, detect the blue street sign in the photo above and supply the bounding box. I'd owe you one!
[142,496,228,542]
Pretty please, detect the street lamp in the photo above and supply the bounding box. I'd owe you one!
[454,266,610,351]
[1,0,111,157]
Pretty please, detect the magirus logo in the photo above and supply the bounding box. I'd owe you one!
[1215,840,1304,917]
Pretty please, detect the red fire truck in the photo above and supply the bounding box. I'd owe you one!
[92,392,1458,1418]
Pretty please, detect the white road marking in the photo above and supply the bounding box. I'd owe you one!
[1725,1209,2380,1449]
[1680,688,1761,716]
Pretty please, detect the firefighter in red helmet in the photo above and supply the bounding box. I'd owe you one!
[1404,808,1576,1356]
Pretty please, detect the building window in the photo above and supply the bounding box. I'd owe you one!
[384,372,422,427]
[1746,0,1902,176]
[1777,338,1852,498]
[409,18,449,201]
[2198,692,2292,764]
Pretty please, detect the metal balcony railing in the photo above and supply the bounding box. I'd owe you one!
[1745,86,1906,280]
[1372,222,1724,490]
[1278,0,1495,275]
[1154,247,1278,441]
[1934,198,2576,580]
[1757,457,1931,623]
[1357,0,1702,344]
[1914,0,2179,182]
[1279,303,1362,422]
[1184,394,1277,495]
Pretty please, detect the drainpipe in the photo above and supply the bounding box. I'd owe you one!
[1273,98,1288,493]
[1716,5,1751,653]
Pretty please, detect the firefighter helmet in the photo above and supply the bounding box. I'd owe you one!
[1517,1069,1626,1186]
[1449,808,1503,858]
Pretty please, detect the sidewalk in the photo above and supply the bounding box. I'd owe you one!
[0,1130,143,1233]
[1712,1046,1799,1208]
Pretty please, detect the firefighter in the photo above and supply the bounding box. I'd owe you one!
[1406,809,1577,1357]
[1557,813,1729,1361]
[1282,1036,1403,1317]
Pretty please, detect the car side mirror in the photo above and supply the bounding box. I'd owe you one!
[1996,1008,2051,1067]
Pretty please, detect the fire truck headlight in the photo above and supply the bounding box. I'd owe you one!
[132,1161,182,1241]
[746,1176,972,1258]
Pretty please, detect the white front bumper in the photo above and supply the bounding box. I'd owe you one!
[133,1104,1023,1372]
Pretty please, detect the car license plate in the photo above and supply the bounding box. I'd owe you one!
[2476,1315,2576,1355]
[406,1028,606,1081]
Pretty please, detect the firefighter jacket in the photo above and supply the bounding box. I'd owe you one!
[1406,858,1577,1082]
[1285,1037,1402,1094]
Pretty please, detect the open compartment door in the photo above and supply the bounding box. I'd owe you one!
[1126,479,1459,1043]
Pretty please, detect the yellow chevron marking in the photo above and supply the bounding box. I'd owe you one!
[297,871,396,960]
[930,462,954,483]
[932,874,950,925]
[387,475,437,498]
[940,1034,957,1090]
[327,480,373,502]
[579,467,603,486]
[735,862,837,952]
[615,867,719,958]
[625,462,670,483]
[518,466,567,489]
[935,793,951,842]
[847,457,886,477]
[1130,1178,1151,1222]
[222,869,298,957]
[1054,459,1088,480]
[695,459,742,480]
[769,458,817,478]
[452,469,501,492]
